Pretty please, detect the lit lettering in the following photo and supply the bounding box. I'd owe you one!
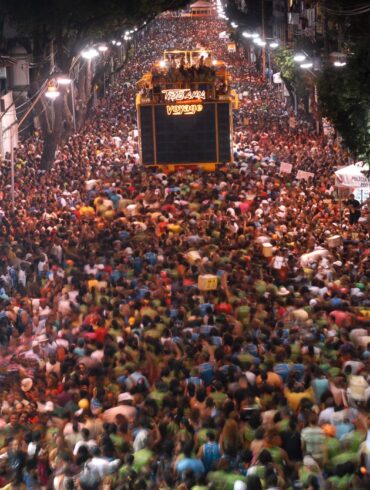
[166,104,204,116]
[162,89,206,102]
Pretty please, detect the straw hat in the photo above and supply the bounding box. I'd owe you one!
[277,286,290,296]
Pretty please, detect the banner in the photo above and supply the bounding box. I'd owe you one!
[279,162,292,174]
[296,170,314,181]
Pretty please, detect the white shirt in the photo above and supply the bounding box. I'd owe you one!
[18,269,26,287]
[318,407,334,425]
[88,456,121,478]
[28,441,38,457]
[84,264,98,276]
[91,350,104,362]
[359,431,370,472]
[73,439,98,456]
[244,370,256,386]
[133,429,149,452]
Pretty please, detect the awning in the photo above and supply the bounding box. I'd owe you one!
[334,161,370,188]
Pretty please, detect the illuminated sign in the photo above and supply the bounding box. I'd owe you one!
[166,104,204,116]
[162,89,206,102]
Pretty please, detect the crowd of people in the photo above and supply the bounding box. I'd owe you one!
[0,10,369,490]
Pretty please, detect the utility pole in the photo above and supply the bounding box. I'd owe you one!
[262,0,266,79]
[10,124,15,209]
[284,0,288,43]
[50,40,55,71]
[70,82,76,132]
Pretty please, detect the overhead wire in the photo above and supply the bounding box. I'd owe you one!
[15,80,49,111]
[17,100,51,135]
[324,2,370,15]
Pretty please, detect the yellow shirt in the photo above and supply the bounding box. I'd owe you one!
[88,279,99,291]
[79,206,95,217]
[284,387,314,411]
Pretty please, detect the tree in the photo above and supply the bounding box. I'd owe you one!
[318,42,370,167]
[274,48,306,110]
[0,0,188,169]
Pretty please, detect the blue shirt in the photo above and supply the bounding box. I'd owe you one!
[199,303,213,316]
[274,363,290,383]
[198,362,215,386]
[176,458,205,478]
[335,423,354,440]
[331,297,342,307]
[144,252,157,265]
[311,378,329,403]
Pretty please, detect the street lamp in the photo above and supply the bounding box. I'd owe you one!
[300,62,313,69]
[57,76,71,85]
[248,35,278,82]
[81,48,99,59]
[98,45,108,52]
[45,85,60,99]
[334,61,346,67]
[293,53,306,62]
[244,32,259,38]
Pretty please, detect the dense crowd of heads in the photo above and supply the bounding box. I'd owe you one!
[0,12,369,490]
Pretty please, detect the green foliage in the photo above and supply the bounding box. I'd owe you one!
[318,42,370,166]
[274,48,296,81]
[274,47,306,99]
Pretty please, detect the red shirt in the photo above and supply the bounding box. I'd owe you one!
[215,303,232,314]
[95,326,108,344]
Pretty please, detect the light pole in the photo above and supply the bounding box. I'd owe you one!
[57,76,76,132]
[81,48,99,109]
[294,53,319,133]
[10,124,15,208]
[98,45,109,97]
[253,37,278,83]
[253,37,266,76]
[242,32,259,64]
[261,0,266,80]
[267,42,279,87]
